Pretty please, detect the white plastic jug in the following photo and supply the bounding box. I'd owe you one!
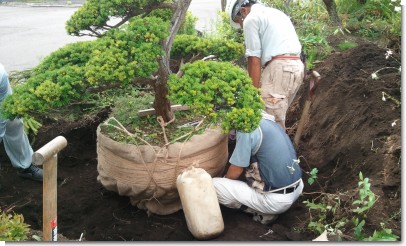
[176,167,224,240]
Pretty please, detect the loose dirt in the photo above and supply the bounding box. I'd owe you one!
[0,42,400,241]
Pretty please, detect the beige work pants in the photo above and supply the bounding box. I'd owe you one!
[260,59,304,129]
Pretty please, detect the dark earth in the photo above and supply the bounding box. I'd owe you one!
[0,40,401,241]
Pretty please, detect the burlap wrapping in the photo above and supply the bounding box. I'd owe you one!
[96,125,228,215]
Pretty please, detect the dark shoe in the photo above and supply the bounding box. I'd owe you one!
[17,164,43,182]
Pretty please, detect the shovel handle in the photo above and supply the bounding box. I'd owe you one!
[309,70,321,100]
[294,70,322,147]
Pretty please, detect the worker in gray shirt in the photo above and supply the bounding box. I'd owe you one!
[225,0,304,129]
[213,114,303,224]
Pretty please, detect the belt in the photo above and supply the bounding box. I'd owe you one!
[268,180,301,194]
[264,54,301,67]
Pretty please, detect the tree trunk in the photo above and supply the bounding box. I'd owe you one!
[153,68,173,123]
[153,0,192,123]
[322,0,342,26]
[221,0,226,11]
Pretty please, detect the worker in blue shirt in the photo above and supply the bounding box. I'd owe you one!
[213,113,303,224]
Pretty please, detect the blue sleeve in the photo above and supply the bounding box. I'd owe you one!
[229,132,252,168]
[0,64,11,101]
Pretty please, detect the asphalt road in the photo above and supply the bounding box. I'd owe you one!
[0,0,220,72]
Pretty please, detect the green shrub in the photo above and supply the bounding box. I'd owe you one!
[303,171,399,241]
[208,11,244,43]
[0,210,30,241]
[337,0,401,40]
[178,12,198,36]
[261,0,332,69]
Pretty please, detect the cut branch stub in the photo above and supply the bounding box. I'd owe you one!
[138,104,189,117]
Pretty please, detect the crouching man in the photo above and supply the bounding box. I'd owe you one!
[213,115,303,224]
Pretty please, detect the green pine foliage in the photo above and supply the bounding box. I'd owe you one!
[1,16,168,120]
[66,0,168,36]
[169,60,263,133]
[34,41,94,73]
[84,16,168,85]
[171,34,244,61]
[2,0,255,138]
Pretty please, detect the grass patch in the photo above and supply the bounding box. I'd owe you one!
[338,40,358,51]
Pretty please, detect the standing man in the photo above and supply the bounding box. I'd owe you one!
[226,0,304,129]
[0,63,43,182]
[213,114,303,224]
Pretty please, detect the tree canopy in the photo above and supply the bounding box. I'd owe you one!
[2,0,264,134]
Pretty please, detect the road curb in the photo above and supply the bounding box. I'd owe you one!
[0,2,82,7]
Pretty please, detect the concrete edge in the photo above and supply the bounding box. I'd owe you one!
[0,2,83,7]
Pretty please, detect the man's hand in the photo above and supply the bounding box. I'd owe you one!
[224,164,244,179]
[247,56,261,88]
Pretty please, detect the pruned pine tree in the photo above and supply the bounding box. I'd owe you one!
[66,0,193,123]
[2,0,263,134]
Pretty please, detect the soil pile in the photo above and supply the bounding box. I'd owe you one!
[0,42,400,241]
[288,42,401,238]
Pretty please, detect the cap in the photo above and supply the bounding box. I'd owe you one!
[225,0,258,29]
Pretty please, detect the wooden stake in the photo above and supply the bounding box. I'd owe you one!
[32,136,67,241]
[138,104,189,117]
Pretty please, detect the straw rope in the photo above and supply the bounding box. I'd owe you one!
[97,116,227,215]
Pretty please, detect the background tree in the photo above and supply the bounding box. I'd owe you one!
[221,0,226,11]
[322,0,342,26]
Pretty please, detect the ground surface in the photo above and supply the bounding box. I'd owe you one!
[0,42,401,241]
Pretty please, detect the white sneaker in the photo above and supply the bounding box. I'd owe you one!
[242,207,257,215]
[253,212,278,225]
[241,206,278,225]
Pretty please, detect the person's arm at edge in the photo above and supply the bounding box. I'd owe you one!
[224,164,244,179]
[247,56,261,88]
